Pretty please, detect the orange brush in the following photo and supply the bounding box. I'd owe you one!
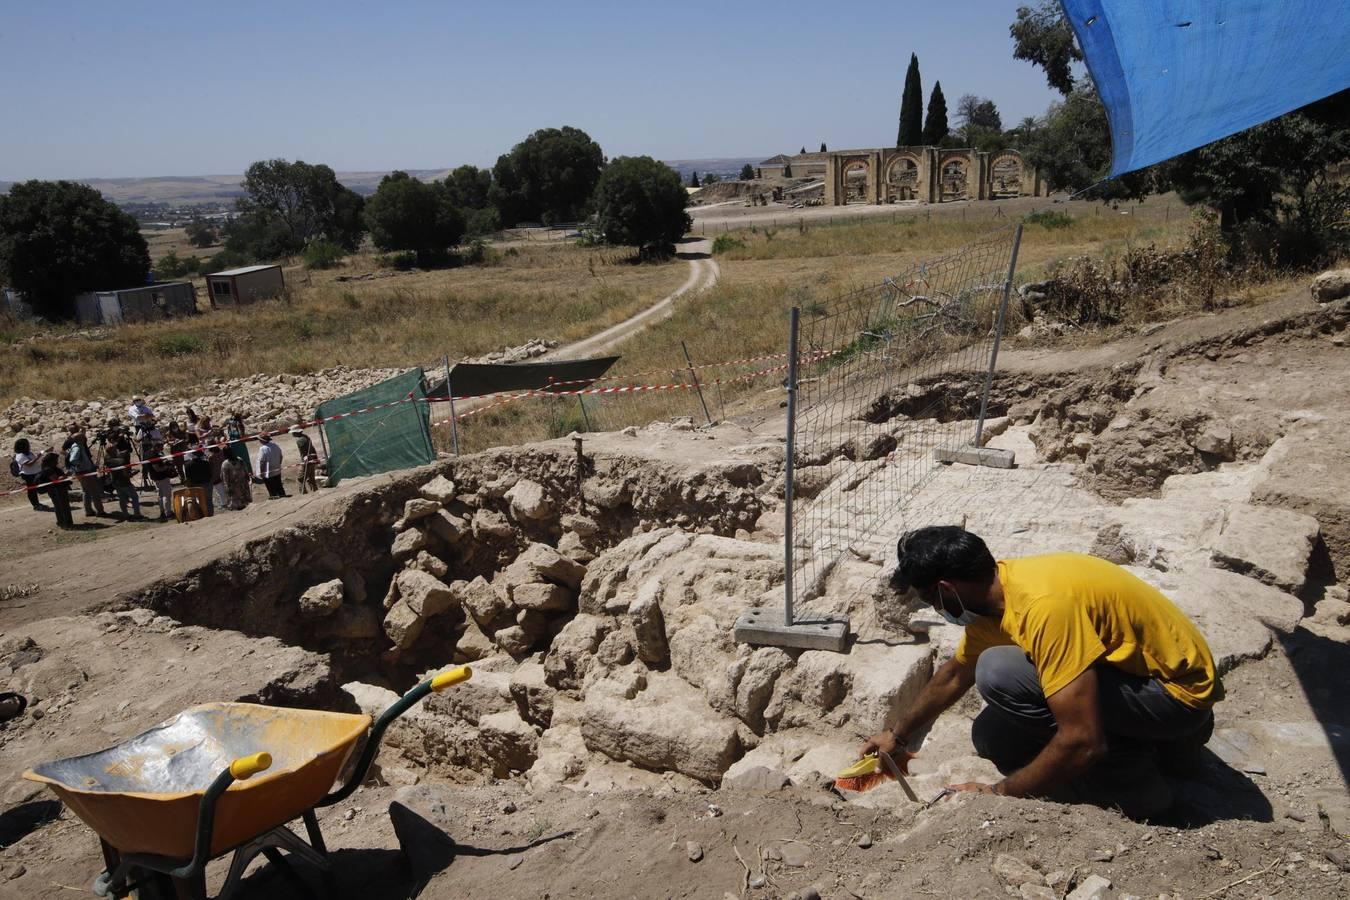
[834,750,917,794]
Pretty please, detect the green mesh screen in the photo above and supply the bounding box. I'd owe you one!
[316,368,434,486]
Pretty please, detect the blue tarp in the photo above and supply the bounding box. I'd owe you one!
[1063,1,1350,177]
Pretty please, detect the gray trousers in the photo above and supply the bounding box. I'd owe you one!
[971,645,1213,774]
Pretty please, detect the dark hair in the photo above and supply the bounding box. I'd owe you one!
[891,526,996,593]
[13,438,30,454]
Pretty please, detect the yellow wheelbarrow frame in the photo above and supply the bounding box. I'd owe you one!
[24,666,471,899]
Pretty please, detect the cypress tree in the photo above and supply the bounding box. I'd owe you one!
[690,171,700,188]
[922,81,949,145]
[820,142,828,152]
[783,162,794,178]
[800,146,807,154]
[898,53,924,147]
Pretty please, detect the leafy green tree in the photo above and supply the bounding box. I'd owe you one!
[592,156,692,257]
[922,82,949,145]
[703,173,721,185]
[956,95,1002,136]
[364,171,465,265]
[1011,1,1083,95]
[740,164,756,181]
[444,165,493,211]
[229,159,366,259]
[184,217,218,248]
[490,126,605,225]
[0,180,149,319]
[155,249,204,278]
[690,171,700,188]
[1163,91,1350,265]
[898,53,924,146]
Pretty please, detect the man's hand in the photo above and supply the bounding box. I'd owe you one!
[859,730,900,758]
[947,781,1005,796]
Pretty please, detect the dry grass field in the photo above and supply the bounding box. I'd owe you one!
[0,242,687,407]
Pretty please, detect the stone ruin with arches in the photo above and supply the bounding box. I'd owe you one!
[823,146,1049,206]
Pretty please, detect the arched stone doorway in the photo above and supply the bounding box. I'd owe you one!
[841,159,871,204]
[885,156,920,203]
[990,154,1023,198]
[940,157,969,202]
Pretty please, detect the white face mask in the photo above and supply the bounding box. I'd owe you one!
[937,585,980,627]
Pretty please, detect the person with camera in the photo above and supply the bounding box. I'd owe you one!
[63,424,105,517]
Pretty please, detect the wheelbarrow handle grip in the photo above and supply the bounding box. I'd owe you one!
[431,666,472,692]
[230,751,273,781]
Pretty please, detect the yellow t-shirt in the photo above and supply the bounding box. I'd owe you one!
[954,553,1222,710]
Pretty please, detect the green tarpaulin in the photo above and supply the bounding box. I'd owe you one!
[316,368,434,486]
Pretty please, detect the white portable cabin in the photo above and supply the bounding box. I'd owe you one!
[205,264,285,308]
[72,282,198,325]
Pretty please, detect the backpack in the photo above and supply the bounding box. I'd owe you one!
[8,458,19,478]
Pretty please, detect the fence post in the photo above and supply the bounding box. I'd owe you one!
[783,306,801,628]
[576,395,592,432]
[681,341,713,426]
[974,224,1023,448]
[444,355,461,456]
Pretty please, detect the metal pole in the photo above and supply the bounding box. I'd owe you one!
[444,355,461,456]
[783,307,800,627]
[681,340,712,426]
[974,223,1023,448]
[576,395,592,432]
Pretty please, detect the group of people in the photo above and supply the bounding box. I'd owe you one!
[10,397,321,529]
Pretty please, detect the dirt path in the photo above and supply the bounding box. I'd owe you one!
[543,236,719,362]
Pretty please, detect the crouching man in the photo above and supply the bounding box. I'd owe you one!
[863,526,1220,819]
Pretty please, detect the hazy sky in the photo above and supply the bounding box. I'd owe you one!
[2,1,1060,180]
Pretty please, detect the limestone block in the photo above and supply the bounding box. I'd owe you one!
[629,584,669,665]
[557,531,595,564]
[426,666,512,726]
[493,625,533,657]
[668,616,737,710]
[453,618,494,663]
[510,659,556,728]
[844,430,897,462]
[1311,269,1350,302]
[472,508,515,540]
[508,581,571,612]
[775,650,851,716]
[839,643,935,733]
[427,509,468,545]
[395,498,442,531]
[460,576,508,629]
[544,614,613,691]
[409,550,449,580]
[383,600,424,650]
[505,543,586,591]
[298,578,344,617]
[419,475,458,504]
[579,528,693,615]
[1190,423,1235,460]
[730,647,794,732]
[319,605,383,640]
[580,671,742,784]
[1211,504,1320,594]
[478,708,540,775]
[506,478,553,521]
[395,569,457,619]
[595,627,635,667]
[721,765,790,793]
[391,527,427,562]
[526,721,590,791]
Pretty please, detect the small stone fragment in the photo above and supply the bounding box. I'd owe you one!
[856,833,873,849]
[1066,874,1113,900]
[686,840,704,862]
[779,842,811,868]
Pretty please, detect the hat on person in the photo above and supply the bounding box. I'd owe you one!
[259,433,272,442]
[289,425,303,435]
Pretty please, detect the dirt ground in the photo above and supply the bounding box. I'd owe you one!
[0,287,1347,899]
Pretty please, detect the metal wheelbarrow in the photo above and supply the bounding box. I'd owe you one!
[24,665,472,899]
